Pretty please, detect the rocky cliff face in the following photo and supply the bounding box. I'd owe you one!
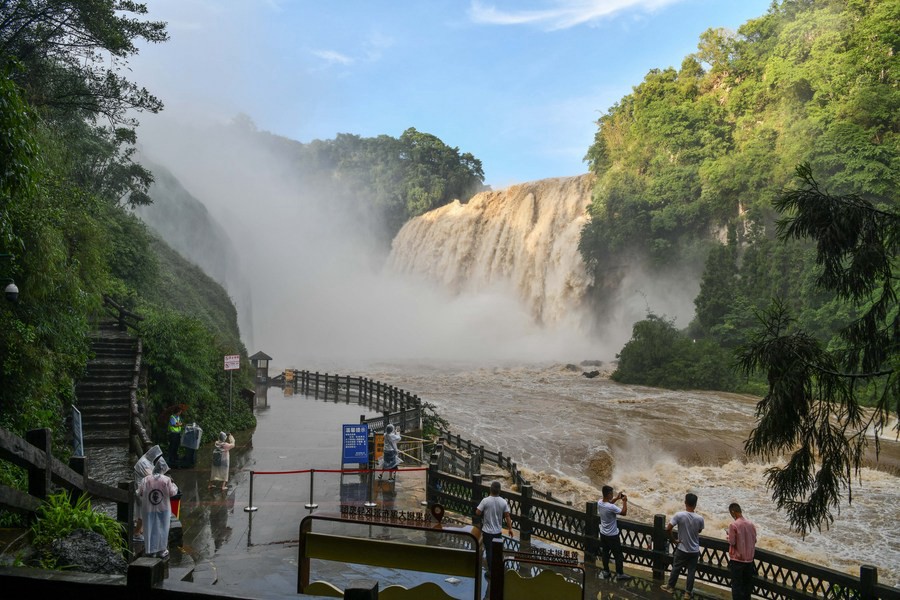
[388,174,595,326]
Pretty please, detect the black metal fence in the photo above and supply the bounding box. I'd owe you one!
[425,440,898,600]
[285,370,423,434]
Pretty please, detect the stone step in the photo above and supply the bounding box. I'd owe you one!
[76,380,132,390]
[82,431,130,446]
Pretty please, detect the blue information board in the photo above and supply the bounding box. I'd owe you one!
[342,423,369,463]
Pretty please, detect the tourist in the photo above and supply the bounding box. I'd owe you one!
[475,480,514,578]
[597,485,632,581]
[138,455,179,559]
[209,432,236,491]
[379,423,402,481]
[661,492,705,595]
[132,445,161,543]
[167,405,184,466]
[727,503,757,600]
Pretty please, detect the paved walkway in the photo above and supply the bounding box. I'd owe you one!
[154,388,729,600]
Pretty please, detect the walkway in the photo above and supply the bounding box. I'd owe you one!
[161,386,728,600]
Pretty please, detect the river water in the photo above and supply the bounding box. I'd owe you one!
[330,360,900,586]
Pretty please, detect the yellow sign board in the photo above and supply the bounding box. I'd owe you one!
[284,369,294,382]
[374,433,384,461]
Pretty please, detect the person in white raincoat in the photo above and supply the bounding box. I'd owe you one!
[138,455,178,558]
[379,424,402,481]
[209,432,235,491]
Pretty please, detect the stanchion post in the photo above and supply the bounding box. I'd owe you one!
[364,468,377,507]
[244,470,258,512]
[305,469,319,509]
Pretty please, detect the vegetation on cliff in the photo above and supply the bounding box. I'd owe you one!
[583,0,898,533]
[227,120,487,245]
[0,1,253,508]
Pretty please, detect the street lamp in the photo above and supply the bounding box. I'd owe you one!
[1,253,19,303]
[4,282,18,302]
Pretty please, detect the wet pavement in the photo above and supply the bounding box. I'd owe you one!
[157,388,443,596]
[148,387,728,600]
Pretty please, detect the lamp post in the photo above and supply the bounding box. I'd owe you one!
[0,253,18,302]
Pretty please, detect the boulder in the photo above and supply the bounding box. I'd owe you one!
[582,370,601,378]
[48,528,127,575]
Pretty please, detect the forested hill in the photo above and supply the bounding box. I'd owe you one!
[582,0,896,266]
[212,119,488,246]
[579,0,898,391]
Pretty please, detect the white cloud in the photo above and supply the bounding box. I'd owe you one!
[469,0,680,30]
[364,31,395,62]
[312,49,355,65]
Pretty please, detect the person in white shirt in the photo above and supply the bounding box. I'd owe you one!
[475,481,514,578]
[597,485,632,581]
[661,492,705,595]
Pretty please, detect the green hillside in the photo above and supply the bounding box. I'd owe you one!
[579,0,898,393]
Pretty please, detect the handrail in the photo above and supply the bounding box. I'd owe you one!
[102,294,144,333]
[426,465,898,600]
[279,371,898,599]
[284,370,424,434]
[0,426,133,544]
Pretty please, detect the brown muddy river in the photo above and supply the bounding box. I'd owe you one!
[348,361,900,586]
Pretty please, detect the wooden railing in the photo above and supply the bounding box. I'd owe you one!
[425,446,899,600]
[0,427,133,541]
[101,294,144,333]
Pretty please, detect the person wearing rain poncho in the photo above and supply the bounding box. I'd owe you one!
[138,455,178,558]
[209,432,235,491]
[379,424,402,481]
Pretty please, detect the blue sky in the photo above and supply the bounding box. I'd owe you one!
[132,0,773,188]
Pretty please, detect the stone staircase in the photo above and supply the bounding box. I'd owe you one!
[75,322,141,448]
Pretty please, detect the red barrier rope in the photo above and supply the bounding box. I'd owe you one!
[252,467,429,476]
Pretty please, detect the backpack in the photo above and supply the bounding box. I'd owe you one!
[212,447,224,467]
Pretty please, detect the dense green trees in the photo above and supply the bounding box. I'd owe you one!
[1,1,253,462]
[594,0,898,533]
[735,166,898,535]
[582,0,897,273]
[252,125,486,243]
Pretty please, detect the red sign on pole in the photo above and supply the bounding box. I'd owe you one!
[224,354,240,371]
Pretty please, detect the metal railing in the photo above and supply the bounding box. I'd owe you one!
[283,370,423,434]
[425,450,899,600]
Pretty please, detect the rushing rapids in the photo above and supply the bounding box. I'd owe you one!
[355,361,900,587]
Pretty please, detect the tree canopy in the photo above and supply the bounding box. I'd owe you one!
[582,0,898,534]
[736,166,898,535]
[1,1,254,486]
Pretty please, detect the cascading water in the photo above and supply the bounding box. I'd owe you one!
[387,174,595,327]
[376,176,900,585]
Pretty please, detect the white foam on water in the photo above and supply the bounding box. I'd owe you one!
[350,362,900,586]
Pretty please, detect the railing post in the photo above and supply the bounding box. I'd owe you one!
[519,484,533,543]
[426,455,440,506]
[118,480,134,552]
[489,537,504,600]
[25,428,52,504]
[68,455,87,502]
[471,474,484,525]
[324,373,330,400]
[584,501,600,562]
[860,565,878,600]
[652,513,668,580]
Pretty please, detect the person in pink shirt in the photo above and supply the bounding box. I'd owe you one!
[727,503,757,600]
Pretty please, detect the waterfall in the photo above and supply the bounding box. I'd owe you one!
[387,174,595,326]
